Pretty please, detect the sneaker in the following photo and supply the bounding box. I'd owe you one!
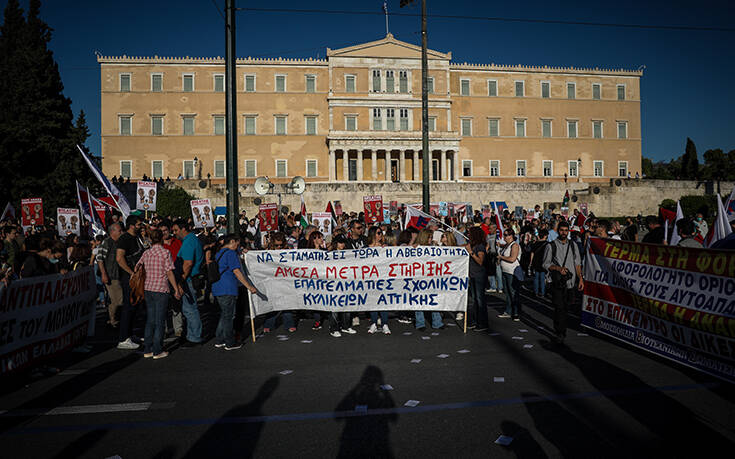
[117,338,140,350]
[263,328,271,334]
[467,323,477,329]
[225,344,243,351]
[474,326,489,332]
[143,352,154,358]
[513,316,520,322]
[497,313,512,319]
[214,343,226,348]
[330,331,342,338]
[352,316,360,327]
[288,327,297,333]
[485,288,494,293]
[153,351,169,360]
[382,324,391,335]
[455,312,464,321]
[368,323,378,334]
[397,317,412,324]
[340,328,357,334]
[312,321,322,331]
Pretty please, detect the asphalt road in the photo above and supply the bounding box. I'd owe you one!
[1,290,734,458]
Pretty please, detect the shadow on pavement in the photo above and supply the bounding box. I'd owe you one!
[335,365,397,459]
[498,420,548,459]
[0,353,140,435]
[547,342,735,456]
[183,376,280,459]
[50,428,107,459]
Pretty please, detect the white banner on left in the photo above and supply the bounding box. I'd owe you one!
[0,267,96,375]
[246,246,470,315]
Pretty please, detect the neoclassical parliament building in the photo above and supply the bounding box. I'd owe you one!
[99,34,642,185]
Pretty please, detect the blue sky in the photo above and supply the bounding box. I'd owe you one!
[6,0,735,161]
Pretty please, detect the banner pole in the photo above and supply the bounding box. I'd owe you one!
[463,308,467,334]
[247,289,256,343]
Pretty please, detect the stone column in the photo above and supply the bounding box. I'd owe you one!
[412,150,419,181]
[400,150,406,182]
[440,150,447,181]
[453,151,459,182]
[329,149,336,182]
[371,150,377,182]
[342,149,349,182]
[357,149,364,181]
[385,150,391,182]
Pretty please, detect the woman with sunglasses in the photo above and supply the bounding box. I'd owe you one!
[306,231,326,330]
[366,226,391,335]
[262,232,296,333]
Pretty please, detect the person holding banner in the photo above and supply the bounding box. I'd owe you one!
[262,233,296,333]
[135,229,183,359]
[212,234,258,350]
[414,229,445,331]
[366,226,391,335]
[465,226,489,330]
[542,221,583,344]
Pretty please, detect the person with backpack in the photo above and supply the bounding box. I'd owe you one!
[528,229,549,298]
[211,234,258,350]
[135,229,183,359]
[542,220,584,344]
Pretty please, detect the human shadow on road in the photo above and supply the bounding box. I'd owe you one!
[498,420,548,458]
[546,342,734,456]
[335,365,397,459]
[49,428,107,459]
[183,376,279,459]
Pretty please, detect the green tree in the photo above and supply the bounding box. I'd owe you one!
[0,0,94,212]
[680,138,699,179]
[156,186,196,219]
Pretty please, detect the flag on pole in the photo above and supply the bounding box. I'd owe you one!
[77,145,131,219]
[492,201,504,240]
[725,185,735,216]
[669,201,684,246]
[299,196,308,229]
[405,206,467,244]
[1,202,15,221]
[707,195,733,247]
[325,201,338,228]
[562,190,570,209]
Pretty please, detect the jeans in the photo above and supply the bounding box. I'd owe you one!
[415,311,443,329]
[551,287,574,338]
[502,273,521,317]
[328,312,349,332]
[468,275,489,328]
[370,311,388,325]
[118,271,134,342]
[215,295,237,346]
[263,311,295,330]
[493,264,504,292]
[182,278,202,342]
[144,291,168,355]
[534,271,546,296]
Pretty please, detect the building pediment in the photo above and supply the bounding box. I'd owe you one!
[327,33,450,60]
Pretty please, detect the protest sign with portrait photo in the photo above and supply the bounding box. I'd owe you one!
[136,181,157,211]
[21,198,43,230]
[364,195,383,225]
[57,208,81,237]
[258,203,279,232]
[190,199,214,228]
[311,212,333,236]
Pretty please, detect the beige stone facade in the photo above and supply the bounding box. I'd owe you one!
[99,34,642,184]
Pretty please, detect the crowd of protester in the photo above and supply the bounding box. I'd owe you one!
[2,201,734,361]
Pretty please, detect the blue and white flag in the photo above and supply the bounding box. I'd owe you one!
[77,145,131,219]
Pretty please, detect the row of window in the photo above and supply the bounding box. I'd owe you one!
[120,72,626,99]
[118,114,319,136]
[460,160,627,178]
[119,159,317,180]
[118,73,320,93]
[459,118,628,139]
[119,158,627,180]
[460,79,627,100]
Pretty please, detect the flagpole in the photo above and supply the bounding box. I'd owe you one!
[77,145,127,218]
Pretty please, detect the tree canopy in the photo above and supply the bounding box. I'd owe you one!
[643,138,735,181]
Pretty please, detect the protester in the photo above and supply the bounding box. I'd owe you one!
[465,226,489,330]
[529,229,549,298]
[116,215,145,350]
[676,218,703,248]
[413,229,444,331]
[2,225,21,274]
[263,232,296,333]
[96,223,123,328]
[543,221,583,344]
[212,234,258,350]
[497,229,522,321]
[136,229,183,359]
[367,226,390,335]
[19,234,54,278]
[172,218,205,347]
[642,215,665,244]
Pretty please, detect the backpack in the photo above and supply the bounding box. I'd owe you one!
[531,241,549,272]
[206,250,228,285]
